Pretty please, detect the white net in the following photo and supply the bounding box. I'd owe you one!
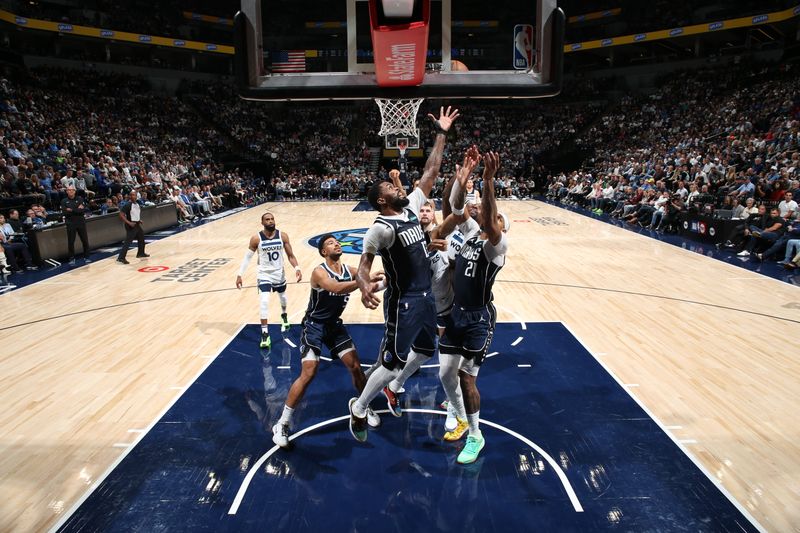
[375,98,425,138]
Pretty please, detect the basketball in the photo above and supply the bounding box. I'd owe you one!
[450,60,469,72]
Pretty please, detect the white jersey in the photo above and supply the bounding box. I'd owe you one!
[465,190,478,205]
[428,229,464,316]
[257,230,286,284]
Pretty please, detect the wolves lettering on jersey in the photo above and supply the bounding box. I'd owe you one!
[446,230,465,262]
[453,237,504,308]
[376,210,431,295]
[304,263,351,322]
[258,230,286,283]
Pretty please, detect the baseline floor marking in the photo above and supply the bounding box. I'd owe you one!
[48,324,246,533]
[560,322,766,533]
[227,408,583,515]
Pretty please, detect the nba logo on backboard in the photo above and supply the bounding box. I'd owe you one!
[513,24,533,70]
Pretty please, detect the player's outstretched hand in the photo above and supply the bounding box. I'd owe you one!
[360,285,381,310]
[427,238,448,252]
[235,275,243,289]
[483,151,500,179]
[295,269,303,282]
[370,270,386,284]
[428,105,460,132]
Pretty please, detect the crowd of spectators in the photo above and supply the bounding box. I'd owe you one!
[0,66,267,278]
[3,57,799,281]
[546,61,800,268]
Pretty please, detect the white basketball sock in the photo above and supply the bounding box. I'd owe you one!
[467,411,481,438]
[278,405,294,427]
[261,324,269,334]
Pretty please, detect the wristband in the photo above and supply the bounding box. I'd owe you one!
[451,205,465,216]
[295,265,302,272]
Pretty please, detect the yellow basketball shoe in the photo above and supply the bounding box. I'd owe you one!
[443,418,468,441]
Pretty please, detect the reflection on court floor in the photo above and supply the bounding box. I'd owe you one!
[57,323,759,532]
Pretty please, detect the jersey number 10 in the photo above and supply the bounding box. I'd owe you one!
[266,251,281,261]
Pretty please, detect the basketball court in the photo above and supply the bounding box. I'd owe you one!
[1,199,798,532]
[2,1,799,531]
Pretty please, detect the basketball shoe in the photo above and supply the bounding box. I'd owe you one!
[382,386,402,417]
[348,398,368,442]
[272,423,290,449]
[457,434,485,464]
[444,418,468,441]
[260,332,271,349]
[280,313,290,332]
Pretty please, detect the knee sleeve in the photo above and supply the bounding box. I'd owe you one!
[259,291,270,320]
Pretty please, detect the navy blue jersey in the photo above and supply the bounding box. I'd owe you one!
[453,235,506,308]
[375,210,432,296]
[303,263,352,322]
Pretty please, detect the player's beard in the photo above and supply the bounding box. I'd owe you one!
[389,196,410,210]
[263,223,276,232]
[329,252,342,261]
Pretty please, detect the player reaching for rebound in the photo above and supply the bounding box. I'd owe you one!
[380,147,480,433]
[236,212,302,349]
[271,234,382,448]
[439,151,510,464]
[347,106,460,442]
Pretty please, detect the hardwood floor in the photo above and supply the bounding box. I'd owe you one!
[1,200,797,532]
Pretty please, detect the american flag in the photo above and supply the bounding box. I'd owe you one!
[271,50,306,73]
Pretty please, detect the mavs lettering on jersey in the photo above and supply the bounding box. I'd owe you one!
[304,263,351,322]
[375,211,431,294]
[454,236,505,308]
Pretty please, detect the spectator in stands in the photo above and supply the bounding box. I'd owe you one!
[778,191,798,220]
[0,213,36,271]
[738,208,786,257]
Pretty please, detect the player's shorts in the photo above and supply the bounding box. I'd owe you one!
[299,318,354,360]
[380,290,437,370]
[258,279,287,293]
[436,309,454,331]
[439,302,497,371]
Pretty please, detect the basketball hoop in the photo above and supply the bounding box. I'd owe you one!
[375,98,425,139]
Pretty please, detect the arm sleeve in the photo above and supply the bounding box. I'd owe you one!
[363,223,394,255]
[483,233,508,263]
[406,188,427,216]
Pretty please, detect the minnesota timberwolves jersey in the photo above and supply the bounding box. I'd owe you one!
[453,235,506,308]
[257,230,286,284]
[375,210,431,295]
[428,228,463,315]
[304,263,351,322]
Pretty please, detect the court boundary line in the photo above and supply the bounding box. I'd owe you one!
[227,408,584,515]
[47,323,247,533]
[560,321,767,533]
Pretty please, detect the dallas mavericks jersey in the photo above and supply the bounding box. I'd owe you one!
[453,235,506,308]
[304,263,351,322]
[257,230,286,284]
[375,210,431,295]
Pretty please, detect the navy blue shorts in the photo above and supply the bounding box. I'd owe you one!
[436,310,454,331]
[300,318,354,358]
[380,291,437,370]
[258,280,287,293]
[439,303,497,365]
